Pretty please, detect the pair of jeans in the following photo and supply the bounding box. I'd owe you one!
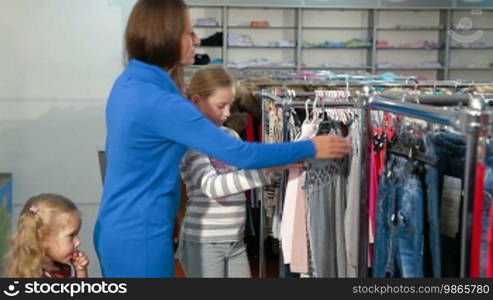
[428,131,466,277]
[423,134,442,277]
[373,154,424,277]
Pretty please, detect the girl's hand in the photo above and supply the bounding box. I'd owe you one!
[71,251,89,277]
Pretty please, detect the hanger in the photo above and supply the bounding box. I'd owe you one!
[312,90,323,124]
[303,97,312,125]
[315,90,334,135]
[387,123,437,167]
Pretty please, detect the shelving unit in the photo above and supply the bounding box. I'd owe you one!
[448,9,493,81]
[188,1,493,81]
[376,48,444,50]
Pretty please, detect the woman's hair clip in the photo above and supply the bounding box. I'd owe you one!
[29,205,40,214]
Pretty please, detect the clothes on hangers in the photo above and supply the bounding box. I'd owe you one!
[344,114,362,278]
[303,122,351,278]
[488,200,493,277]
[487,145,493,277]
[480,141,493,277]
[304,154,350,277]
[373,129,463,278]
[257,86,493,279]
[262,93,358,277]
[200,31,223,46]
[373,151,427,278]
[280,121,318,273]
[273,108,300,243]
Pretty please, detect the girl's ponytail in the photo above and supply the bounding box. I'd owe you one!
[6,207,46,277]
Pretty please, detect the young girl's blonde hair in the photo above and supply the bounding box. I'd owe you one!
[5,193,79,277]
[188,65,236,99]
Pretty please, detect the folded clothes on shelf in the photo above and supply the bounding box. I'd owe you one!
[295,71,318,78]
[209,58,224,65]
[376,40,390,48]
[394,25,444,30]
[450,59,493,68]
[454,41,488,48]
[303,37,371,48]
[196,18,219,27]
[345,38,372,48]
[253,41,276,47]
[252,40,295,47]
[193,53,210,65]
[469,60,492,68]
[377,61,443,68]
[376,40,440,49]
[378,72,400,82]
[418,61,443,68]
[201,31,223,46]
[316,63,368,68]
[250,20,270,27]
[227,58,296,69]
[228,32,254,46]
[451,23,475,31]
[278,40,296,47]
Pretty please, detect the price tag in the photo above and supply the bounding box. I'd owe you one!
[440,176,462,238]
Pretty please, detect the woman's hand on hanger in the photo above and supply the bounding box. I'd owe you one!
[312,135,352,159]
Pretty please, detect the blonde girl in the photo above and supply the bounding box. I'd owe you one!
[6,193,89,278]
[178,66,290,277]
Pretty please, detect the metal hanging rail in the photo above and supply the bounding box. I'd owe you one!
[366,95,493,278]
[256,91,358,108]
[244,79,493,90]
[367,95,464,128]
[259,89,492,278]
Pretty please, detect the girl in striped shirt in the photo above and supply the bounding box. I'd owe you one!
[178,66,286,278]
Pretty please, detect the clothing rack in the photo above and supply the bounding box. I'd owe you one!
[257,88,493,278]
[243,77,493,88]
[234,69,493,88]
[257,91,358,108]
[382,94,493,106]
[257,89,365,278]
[365,95,493,278]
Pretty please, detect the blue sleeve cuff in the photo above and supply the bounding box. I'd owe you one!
[300,140,316,158]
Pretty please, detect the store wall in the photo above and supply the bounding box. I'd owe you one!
[0,0,136,277]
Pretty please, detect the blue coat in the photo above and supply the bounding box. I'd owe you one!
[94,59,315,277]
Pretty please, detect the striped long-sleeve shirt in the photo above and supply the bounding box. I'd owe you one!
[179,126,272,243]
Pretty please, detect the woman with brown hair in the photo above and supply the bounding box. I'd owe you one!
[94,0,351,278]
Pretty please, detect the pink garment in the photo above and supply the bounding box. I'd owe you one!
[280,122,317,268]
[376,40,390,48]
[289,170,309,273]
[377,40,439,49]
[280,168,301,264]
[471,163,485,277]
